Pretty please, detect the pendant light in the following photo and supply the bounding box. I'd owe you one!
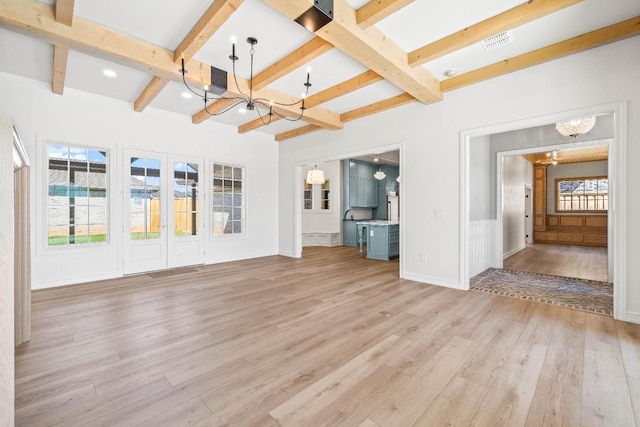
[374,154,386,180]
[306,164,326,184]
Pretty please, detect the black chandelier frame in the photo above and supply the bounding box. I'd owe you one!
[180,36,312,126]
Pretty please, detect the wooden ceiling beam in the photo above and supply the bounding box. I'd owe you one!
[340,92,415,122]
[55,0,75,26]
[441,16,640,93]
[264,0,442,104]
[174,0,244,63]
[238,69,383,134]
[275,92,415,141]
[192,98,243,124]
[408,0,584,66]
[135,0,243,112]
[51,0,75,95]
[0,0,342,129]
[252,37,333,90]
[275,124,321,142]
[276,16,640,142]
[357,0,414,30]
[52,43,69,95]
[134,76,170,112]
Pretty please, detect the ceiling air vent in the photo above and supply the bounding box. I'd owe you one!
[481,31,514,51]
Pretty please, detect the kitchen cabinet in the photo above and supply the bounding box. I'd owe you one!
[343,159,378,208]
[343,221,358,246]
[356,221,399,261]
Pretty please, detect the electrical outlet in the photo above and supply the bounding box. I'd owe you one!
[61,261,68,271]
[420,252,427,262]
[434,209,445,219]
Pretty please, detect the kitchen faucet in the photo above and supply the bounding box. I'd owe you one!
[343,209,352,220]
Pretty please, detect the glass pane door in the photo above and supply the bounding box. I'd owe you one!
[130,157,161,240]
[167,155,205,268]
[173,161,199,237]
[124,150,167,275]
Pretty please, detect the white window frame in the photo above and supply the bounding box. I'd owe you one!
[302,178,333,214]
[42,140,111,251]
[211,162,246,238]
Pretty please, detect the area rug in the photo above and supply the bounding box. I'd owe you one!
[470,268,613,316]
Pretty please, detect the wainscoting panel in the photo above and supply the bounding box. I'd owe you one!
[469,220,497,277]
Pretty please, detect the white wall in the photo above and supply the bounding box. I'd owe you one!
[469,135,491,221]
[489,114,613,219]
[301,160,342,234]
[502,155,533,258]
[0,72,279,289]
[546,160,608,214]
[278,36,640,319]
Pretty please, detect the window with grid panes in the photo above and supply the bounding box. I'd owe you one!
[212,163,244,235]
[47,143,108,246]
[556,176,608,212]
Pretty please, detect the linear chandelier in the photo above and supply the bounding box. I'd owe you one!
[180,36,312,126]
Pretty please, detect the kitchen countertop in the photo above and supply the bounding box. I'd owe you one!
[355,220,400,226]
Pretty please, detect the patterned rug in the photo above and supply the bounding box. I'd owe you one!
[470,268,613,316]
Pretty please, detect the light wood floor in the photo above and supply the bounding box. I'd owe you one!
[16,247,639,426]
[503,243,608,282]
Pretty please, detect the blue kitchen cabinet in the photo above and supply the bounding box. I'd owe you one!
[343,221,358,246]
[357,222,399,260]
[343,159,378,208]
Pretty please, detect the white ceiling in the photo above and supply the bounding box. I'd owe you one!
[0,0,638,138]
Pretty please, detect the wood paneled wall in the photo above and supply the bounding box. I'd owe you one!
[533,165,547,232]
[533,162,607,247]
[536,214,607,247]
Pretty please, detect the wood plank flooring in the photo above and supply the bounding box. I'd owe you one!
[16,246,639,426]
[503,243,608,282]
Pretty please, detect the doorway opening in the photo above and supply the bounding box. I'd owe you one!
[294,144,405,278]
[460,102,628,320]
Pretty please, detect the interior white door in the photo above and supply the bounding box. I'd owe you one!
[167,155,205,268]
[124,150,167,274]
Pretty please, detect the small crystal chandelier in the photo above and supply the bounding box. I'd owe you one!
[180,36,312,126]
[555,116,596,138]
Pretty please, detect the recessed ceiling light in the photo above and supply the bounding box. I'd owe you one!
[181,92,192,99]
[444,69,457,77]
[102,69,117,78]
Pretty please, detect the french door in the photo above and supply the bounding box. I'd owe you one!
[123,149,205,275]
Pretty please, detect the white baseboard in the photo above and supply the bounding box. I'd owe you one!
[278,250,298,258]
[503,244,526,260]
[402,272,467,291]
[32,250,279,289]
[622,310,640,325]
[32,272,121,290]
